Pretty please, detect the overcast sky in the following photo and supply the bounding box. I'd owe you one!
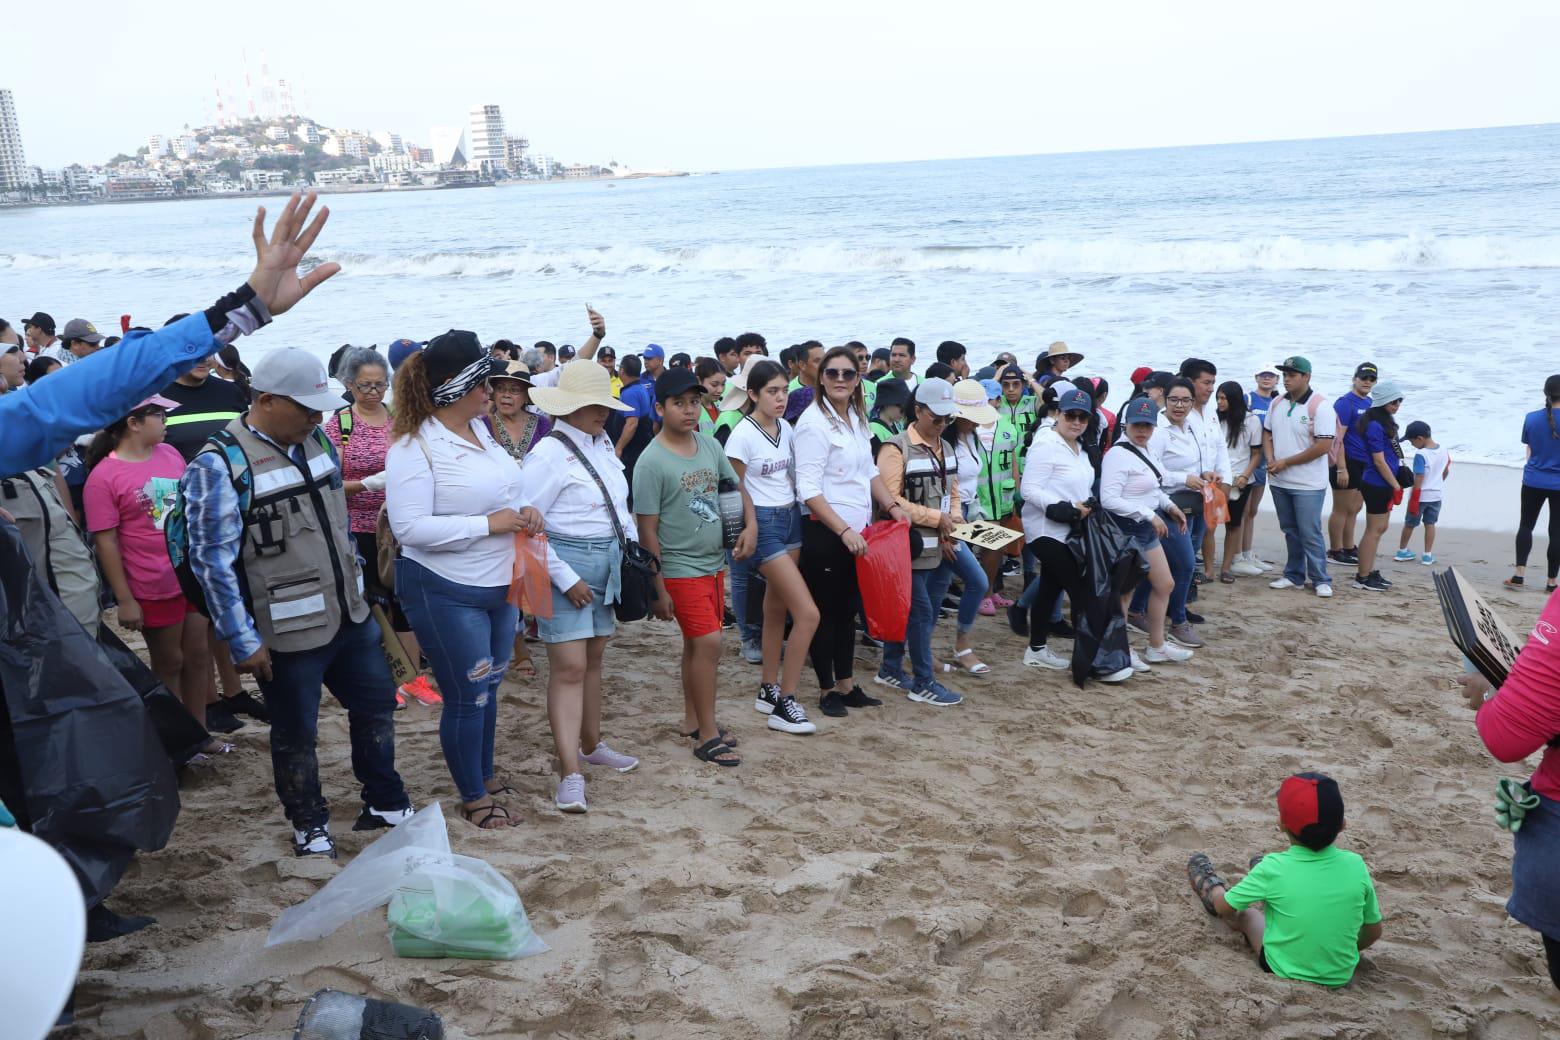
[7,1,1558,171]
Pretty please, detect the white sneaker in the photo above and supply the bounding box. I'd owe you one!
[292,824,337,859]
[1315,583,1333,598]
[1093,666,1133,683]
[1252,554,1275,573]
[1269,577,1298,590]
[1023,645,1069,670]
[1144,642,1194,663]
[1130,650,1152,673]
[1230,559,1264,577]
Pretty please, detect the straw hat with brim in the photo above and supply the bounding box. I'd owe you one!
[1044,341,1084,365]
[717,358,770,413]
[529,359,632,415]
[951,379,998,425]
[490,360,533,387]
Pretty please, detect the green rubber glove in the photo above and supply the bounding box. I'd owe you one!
[1494,778,1540,833]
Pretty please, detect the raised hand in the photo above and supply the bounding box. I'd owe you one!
[586,306,606,339]
[246,192,341,316]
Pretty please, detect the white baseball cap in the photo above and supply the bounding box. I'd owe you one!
[1256,361,1281,377]
[249,348,346,413]
[914,377,958,417]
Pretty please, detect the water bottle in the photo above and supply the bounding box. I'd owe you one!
[294,989,444,1040]
[717,477,744,548]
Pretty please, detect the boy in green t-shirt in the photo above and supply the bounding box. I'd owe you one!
[633,369,756,768]
[1187,772,1383,987]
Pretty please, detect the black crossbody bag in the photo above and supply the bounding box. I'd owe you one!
[1120,442,1200,512]
[548,431,660,623]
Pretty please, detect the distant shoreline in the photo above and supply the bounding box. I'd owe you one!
[0,170,691,212]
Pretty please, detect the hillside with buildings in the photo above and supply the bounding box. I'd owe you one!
[0,91,640,205]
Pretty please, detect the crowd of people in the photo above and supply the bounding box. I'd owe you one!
[1,194,1557,997]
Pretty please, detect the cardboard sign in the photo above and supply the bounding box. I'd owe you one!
[1433,567,1523,688]
[948,520,1025,552]
[373,604,418,689]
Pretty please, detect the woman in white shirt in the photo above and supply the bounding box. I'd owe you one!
[937,379,995,674]
[386,331,544,830]
[526,359,642,814]
[1216,381,1264,582]
[723,360,818,735]
[1019,387,1129,681]
[1128,377,1206,650]
[1100,397,1193,665]
[794,346,911,718]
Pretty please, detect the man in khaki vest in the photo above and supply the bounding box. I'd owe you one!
[184,348,411,859]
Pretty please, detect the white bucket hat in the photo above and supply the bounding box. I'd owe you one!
[951,378,998,425]
[528,359,631,415]
[717,357,777,413]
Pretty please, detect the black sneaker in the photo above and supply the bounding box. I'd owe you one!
[204,699,245,734]
[1006,603,1028,637]
[1051,618,1076,638]
[1353,572,1390,592]
[221,689,270,723]
[1370,569,1393,588]
[1001,557,1021,577]
[767,696,818,734]
[293,824,337,858]
[842,684,883,707]
[859,631,882,649]
[86,904,156,943]
[722,607,737,630]
[1186,583,1199,603]
[1185,610,1205,625]
[1340,547,1360,564]
[754,682,781,715]
[820,691,850,717]
[941,595,961,611]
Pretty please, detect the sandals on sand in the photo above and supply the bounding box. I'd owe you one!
[461,800,513,829]
[684,725,739,747]
[1219,571,1236,584]
[1504,575,1524,589]
[953,648,991,675]
[1187,853,1227,915]
[693,736,741,767]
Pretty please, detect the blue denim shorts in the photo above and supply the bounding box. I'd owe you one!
[754,504,802,564]
[1112,512,1161,553]
[1405,500,1442,527]
[539,534,617,644]
[1251,458,1268,487]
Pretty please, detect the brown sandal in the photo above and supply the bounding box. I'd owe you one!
[460,799,513,829]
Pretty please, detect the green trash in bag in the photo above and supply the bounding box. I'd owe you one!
[386,854,547,961]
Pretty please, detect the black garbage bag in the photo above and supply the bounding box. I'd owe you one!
[1067,511,1149,688]
[0,520,180,907]
[96,626,210,767]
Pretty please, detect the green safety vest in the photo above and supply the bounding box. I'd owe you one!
[869,418,904,445]
[969,425,1020,521]
[698,406,716,437]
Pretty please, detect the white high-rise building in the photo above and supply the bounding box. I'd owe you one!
[0,89,29,193]
[467,104,506,176]
[147,134,171,157]
[429,126,467,169]
[371,130,403,155]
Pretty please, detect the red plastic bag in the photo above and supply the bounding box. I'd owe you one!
[1202,484,1230,526]
[856,519,911,643]
[509,533,553,618]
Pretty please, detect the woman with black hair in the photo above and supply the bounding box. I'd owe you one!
[1215,380,1263,582]
[1351,381,1407,592]
[1507,374,1560,594]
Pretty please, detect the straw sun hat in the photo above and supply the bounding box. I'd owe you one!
[717,357,773,413]
[529,358,632,415]
[1043,340,1084,365]
[951,378,999,425]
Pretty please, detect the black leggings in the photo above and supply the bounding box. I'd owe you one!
[1547,934,1560,991]
[1515,484,1560,581]
[1027,536,1083,650]
[800,518,861,690]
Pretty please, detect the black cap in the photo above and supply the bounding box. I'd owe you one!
[423,329,496,385]
[872,377,912,411]
[655,367,701,403]
[1402,420,1432,440]
[998,364,1026,384]
[1142,370,1177,391]
[669,352,692,369]
[24,311,54,333]
[1354,362,1379,380]
[596,345,616,360]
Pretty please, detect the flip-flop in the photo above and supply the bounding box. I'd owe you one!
[953,648,991,675]
[693,737,741,767]
[1219,572,1236,584]
[1503,575,1525,588]
[1186,853,1227,916]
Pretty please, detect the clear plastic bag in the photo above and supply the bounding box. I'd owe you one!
[387,855,547,960]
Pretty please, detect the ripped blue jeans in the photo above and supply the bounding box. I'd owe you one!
[397,557,516,803]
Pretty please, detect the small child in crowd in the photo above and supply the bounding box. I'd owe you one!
[1394,420,1451,565]
[634,368,756,768]
[1187,772,1383,987]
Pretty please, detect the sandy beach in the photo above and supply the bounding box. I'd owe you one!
[70,520,1559,1040]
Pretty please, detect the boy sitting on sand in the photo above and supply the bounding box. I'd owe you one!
[1187,772,1383,986]
[634,368,756,767]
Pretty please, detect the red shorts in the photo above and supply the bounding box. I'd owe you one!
[138,594,197,629]
[663,572,725,639]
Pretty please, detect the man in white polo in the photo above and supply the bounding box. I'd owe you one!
[1262,356,1335,598]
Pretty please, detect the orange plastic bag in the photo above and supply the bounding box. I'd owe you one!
[509,533,553,618]
[1202,484,1230,527]
[856,519,911,642]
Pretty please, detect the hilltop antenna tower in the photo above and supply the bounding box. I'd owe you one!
[212,74,227,128]
[260,49,275,120]
[278,78,296,119]
[242,51,256,120]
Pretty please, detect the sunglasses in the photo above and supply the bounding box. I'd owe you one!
[926,413,951,426]
[822,368,859,381]
[1060,411,1090,422]
[1357,374,1378,383]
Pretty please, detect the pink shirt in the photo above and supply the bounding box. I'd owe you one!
[324,408,390,534]
[82,443,186,602]
[1477,588,1560,800]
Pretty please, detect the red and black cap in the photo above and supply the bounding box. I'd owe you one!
[1277,772,1345,851]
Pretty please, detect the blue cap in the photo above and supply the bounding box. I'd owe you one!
[980,378,1002,400]
[1055,388,1094,414]
[1123,397,1159,425]
[642,343,665,359]
[387,338,421,371]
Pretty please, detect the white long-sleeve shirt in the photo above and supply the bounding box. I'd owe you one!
[1101,441,1174,523]
[1150,416,1208,492]
[794,398,876,533]
[1190,401,1233,484]
[524,420,635,591]
[386,416,529,587]
[1019,427,1095,544]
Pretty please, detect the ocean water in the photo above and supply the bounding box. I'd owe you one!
[4,123,1559,467]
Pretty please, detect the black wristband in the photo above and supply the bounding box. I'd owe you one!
[204,282,258,333]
